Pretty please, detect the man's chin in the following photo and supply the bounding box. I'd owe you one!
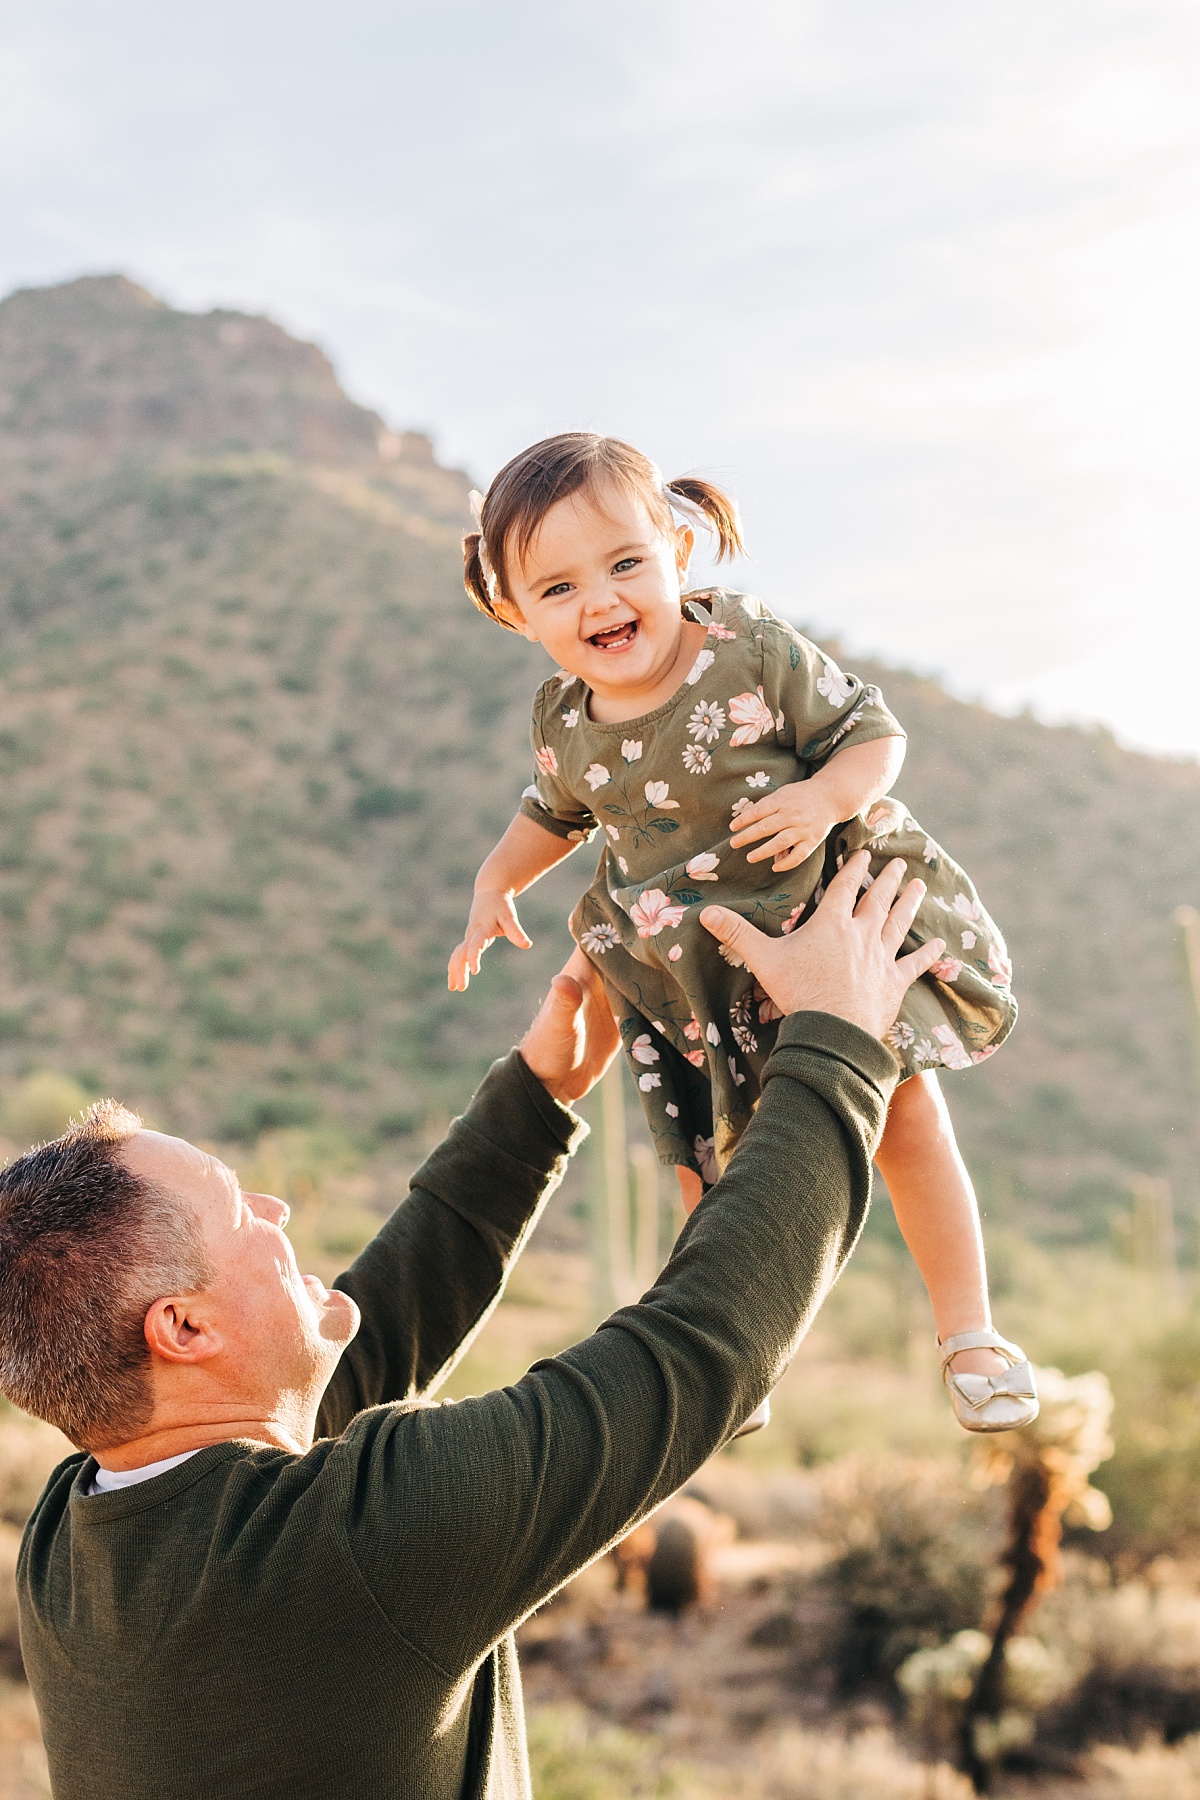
[317,1285,361,1346]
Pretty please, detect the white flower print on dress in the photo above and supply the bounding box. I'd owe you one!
[728,687,775,746]
[988,942,1013,987]
[638,1072,661,1092]
[730,797,751,820]
[668,943,683,961]
[924,839,938,864]
[933,1024,972,1071]
[950,893,983,924]
[781,905,804,935]
[562,708,580,728]
[684,1018,702,1041]
[665,1102,680,1118]
[961,931,977,950]
[618,856,629,874]
[694,1136,718,1184]
[631,1033,660,1065]
[816,659,856,707]
[535,744,558,778]
[746,771,770,788]
[718,939,746,968]
[605,823,620,840]
[728,1055,746,1087]
[705,1021,721,1046]
[621,739,643,763]
[584,763,610,791]
[685,852,720,881]
[707,622,737,640]
[580,923,620,955]
[630,888,687,936]
[687,700,726,744]
[887,1020,916,1052]
[685,648,716,685]
[730,993,758,1054]
[644,780,680,809]
[683,745,712,775]
[754,982,784,1024]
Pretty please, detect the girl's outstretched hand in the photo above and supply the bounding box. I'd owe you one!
[700,852,943,1042]
[448,888,532,990]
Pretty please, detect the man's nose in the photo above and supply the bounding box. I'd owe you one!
[245,1192,290,1229]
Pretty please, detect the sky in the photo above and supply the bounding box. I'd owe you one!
[2,0,1199,758]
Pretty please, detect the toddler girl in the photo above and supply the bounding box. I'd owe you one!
[449,432,1037,1436]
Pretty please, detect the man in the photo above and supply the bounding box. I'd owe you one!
[2,854,940,1799]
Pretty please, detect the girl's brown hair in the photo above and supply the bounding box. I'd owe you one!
[463,432,745,630]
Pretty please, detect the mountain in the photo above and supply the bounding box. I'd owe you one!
[0,275,1198,1242]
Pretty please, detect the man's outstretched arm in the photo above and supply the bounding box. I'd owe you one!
[316,955,619,1435]
[341,855,945,1670]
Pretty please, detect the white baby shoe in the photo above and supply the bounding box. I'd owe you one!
[938,1328,1039,1433]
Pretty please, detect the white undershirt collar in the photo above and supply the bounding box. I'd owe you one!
[88,1449,201,1497]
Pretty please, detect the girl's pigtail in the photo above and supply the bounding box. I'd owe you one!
[463,531,517,630]
[666,477,746,563]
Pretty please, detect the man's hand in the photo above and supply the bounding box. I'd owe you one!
[449,889,532,991]
[700,851,943,1041]
[519,949,621,1104]
[729,780,838,871]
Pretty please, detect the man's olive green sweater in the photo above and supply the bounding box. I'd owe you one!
[18,1015,896,1800]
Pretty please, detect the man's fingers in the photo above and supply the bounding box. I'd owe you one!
[549,972,584,1008]
[880,877,927,956]
[896,936,945,987]
[820,848,873,914]
[699,904,771,975]
[852,856,907,919]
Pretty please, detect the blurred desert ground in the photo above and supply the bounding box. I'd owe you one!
[1,277,1200,1793]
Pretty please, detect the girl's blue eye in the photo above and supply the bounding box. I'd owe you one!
[613,558,640,574]
[543,583,572,598]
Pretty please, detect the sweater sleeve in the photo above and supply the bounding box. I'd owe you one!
[758,617,905,766]
[315,1052,587,1436]
[338,1013,898,1676]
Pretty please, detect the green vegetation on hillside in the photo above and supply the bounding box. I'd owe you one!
[0,273,1197,1246]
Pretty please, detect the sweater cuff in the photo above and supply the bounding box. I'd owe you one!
[764,1011,900,1102]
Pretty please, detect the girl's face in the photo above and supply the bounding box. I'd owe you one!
[500,482,694,700]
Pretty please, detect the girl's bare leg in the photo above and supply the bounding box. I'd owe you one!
[874,1071,1007,1378]
[677,1167,704,1216]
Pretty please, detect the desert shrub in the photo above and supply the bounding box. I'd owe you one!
[813,1457,996,1699]
[1037,1575,1200,1751]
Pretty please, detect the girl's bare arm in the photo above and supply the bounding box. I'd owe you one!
[449,814,582,991]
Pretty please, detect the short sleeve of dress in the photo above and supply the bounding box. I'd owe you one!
[518,683,600,843]
[758,618,906,765]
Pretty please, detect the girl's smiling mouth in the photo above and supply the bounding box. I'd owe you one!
[588,619,639,651]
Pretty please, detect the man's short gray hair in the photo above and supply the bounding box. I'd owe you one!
[0,1101,212,1449]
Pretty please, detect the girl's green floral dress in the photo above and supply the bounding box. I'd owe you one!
[521,591,1016,1182]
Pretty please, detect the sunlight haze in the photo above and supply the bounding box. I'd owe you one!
[2,0,1197,755]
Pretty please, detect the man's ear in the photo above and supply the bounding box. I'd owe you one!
[144,1296,224,1365]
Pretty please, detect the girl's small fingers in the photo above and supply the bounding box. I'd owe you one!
[745,829,795,864]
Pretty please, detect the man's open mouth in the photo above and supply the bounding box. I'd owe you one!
[588,619,639,651]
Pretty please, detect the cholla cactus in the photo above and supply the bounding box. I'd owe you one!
[899,1630,1070,1769]
[961,1365,1114,1792]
